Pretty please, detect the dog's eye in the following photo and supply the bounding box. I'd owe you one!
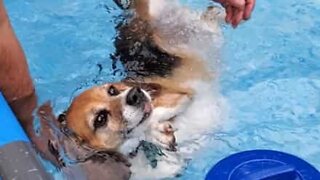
[93,110,109,130]
[108,85,120,96]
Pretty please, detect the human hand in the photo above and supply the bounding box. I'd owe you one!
[215,0,255,28]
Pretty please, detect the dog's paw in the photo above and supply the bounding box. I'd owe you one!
[150,121,177,152]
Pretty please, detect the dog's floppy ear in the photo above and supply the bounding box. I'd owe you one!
[34,102,66,167]
[57,111,86,145]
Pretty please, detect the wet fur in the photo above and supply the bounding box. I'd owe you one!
[63,0,225,179]
[116,1,225,179]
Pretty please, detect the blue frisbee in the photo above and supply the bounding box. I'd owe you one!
[206,150,320,180]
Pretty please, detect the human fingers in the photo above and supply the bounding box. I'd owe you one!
[231,8,244,28]
[243,0,255,20]
[225,5,233,24]
[228,0,245,9]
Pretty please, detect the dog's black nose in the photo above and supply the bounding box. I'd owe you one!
[126,87,145,106]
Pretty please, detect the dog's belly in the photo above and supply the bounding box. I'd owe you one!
[127,80,226,180]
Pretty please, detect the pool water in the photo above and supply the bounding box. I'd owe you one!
[5,0,320,179]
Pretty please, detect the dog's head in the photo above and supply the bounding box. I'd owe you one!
[65,83,153,150]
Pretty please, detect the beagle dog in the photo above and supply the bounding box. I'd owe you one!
[62,0,225,179]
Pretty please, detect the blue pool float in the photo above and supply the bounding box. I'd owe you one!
[206,149,320,180]
[0,93,51,180]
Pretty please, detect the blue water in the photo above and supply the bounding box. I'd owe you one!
[5,0,320,179]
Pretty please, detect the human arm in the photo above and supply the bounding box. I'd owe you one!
[0,0,37,134]
[0,0,34,103]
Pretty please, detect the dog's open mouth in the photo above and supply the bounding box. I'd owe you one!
[127,102,152,134]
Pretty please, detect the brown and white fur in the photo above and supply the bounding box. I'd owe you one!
[64,0,226,179]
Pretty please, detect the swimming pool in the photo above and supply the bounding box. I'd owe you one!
[5,0,320,179]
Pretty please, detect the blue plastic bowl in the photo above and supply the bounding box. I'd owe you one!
[206,150,320,180]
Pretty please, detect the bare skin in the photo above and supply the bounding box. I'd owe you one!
[0,0,37,134]
[215,0,256,28]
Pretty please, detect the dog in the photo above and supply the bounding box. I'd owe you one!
[60,0,226,179]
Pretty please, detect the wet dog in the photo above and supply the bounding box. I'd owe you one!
[59,0,225,179]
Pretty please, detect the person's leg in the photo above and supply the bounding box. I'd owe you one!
[0,0,36,130]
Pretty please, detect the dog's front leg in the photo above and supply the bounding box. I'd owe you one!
[145,90,192,151]
[151,92,192,123]
[147,119,177,152]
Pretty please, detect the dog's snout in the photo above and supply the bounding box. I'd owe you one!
[126,87,145,106]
